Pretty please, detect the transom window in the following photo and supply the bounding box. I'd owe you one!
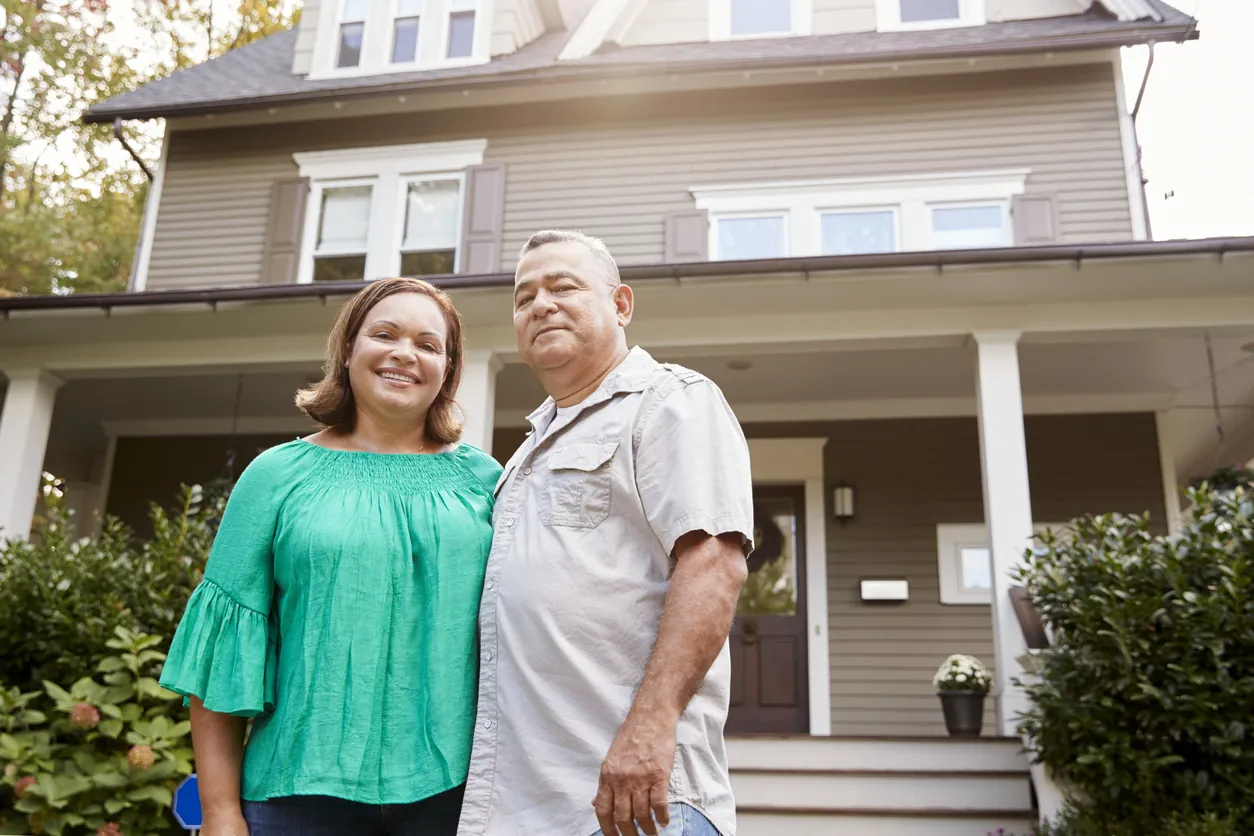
[294,140,486,284]
[876,0,984,31]
[712,0,812,40]
[693,170,1027,261]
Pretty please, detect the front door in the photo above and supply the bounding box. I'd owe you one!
[726,485,810,734]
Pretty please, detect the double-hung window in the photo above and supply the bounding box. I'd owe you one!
[391,0,422,64]
[694,169,1026,261]
[294,140,486,284]
[876,0,984,31]
[446,0,478,59]
[711,0,812,40]
[937,523,1061,605]
[313,0,488,78]
[336,0,369,68]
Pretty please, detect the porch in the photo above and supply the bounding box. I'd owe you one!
[3,241,1254,825]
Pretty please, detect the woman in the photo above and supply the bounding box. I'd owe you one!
[159,278,502,836]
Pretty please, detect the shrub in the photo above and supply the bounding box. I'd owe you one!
[1015,478,1254,833]
[0,482,222,690]
[0,627,193,836]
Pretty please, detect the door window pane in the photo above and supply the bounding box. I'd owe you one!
[731,0,791,35]
[447,10,476,57]
[959,547,992,592]
[717,216,785,261]
[393,17,420,62]
[931,204,1006,250]
[317,186,372,252]
[900,0,961,22]
[739,495,799,616]
[821,210,896,255]
[337,21,364,68]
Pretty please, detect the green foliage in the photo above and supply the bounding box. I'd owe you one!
[0,627,192,836]
[1014,477,1254,833]
[1035,804,1242,836]
[0,481,222,693]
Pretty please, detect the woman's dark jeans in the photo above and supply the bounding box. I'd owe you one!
[242,784,464,836]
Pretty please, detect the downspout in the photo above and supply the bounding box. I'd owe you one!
[1129,42,1156,240]
[112,118,154,181]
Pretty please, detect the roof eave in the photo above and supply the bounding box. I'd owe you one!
[3,236,1248,314]
[80,22,1198,125]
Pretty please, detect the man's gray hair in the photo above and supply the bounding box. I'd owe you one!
[519,229,621,286]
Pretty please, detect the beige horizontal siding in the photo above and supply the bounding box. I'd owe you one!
[491,0,547,56]
[743,413,1167,737]
[147,63,1130,291]
[988,0,1086,22]
[291,0,321,76]
[619,0,707,46]
[814,0,878,34]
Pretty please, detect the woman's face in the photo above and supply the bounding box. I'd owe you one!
[346,292,451,430]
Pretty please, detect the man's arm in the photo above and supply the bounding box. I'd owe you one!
[593,532,747,836]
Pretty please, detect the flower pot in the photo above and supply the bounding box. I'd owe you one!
[938,690,986,737]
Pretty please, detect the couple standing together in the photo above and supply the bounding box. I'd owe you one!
[159,230,755,836]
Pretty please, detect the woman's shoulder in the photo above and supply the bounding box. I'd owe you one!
[453,442,505,491]
[233,439,316,486]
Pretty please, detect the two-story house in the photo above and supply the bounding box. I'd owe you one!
[3,0,1252,830]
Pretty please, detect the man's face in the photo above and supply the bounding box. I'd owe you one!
[512,240,629,373]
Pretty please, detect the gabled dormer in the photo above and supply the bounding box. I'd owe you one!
[291,0,564,79]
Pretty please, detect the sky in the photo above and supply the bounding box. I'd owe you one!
[1124,0,1254,239]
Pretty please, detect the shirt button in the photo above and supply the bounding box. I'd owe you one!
[523,467,532,475]
[483,720,492,729]
[506,518,515,527]
[486,581,495,590]
[485,652,493,661]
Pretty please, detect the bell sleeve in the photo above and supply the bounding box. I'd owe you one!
[158,448,288,717]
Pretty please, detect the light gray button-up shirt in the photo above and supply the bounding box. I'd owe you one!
[457,347,754,836]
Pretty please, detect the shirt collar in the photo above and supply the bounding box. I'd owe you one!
[526,346,657,431]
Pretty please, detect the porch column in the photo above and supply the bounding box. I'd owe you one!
[0,369,64,542]
[459,351,502,454]
[1155,411,1185,537]
[973,332,1064,821]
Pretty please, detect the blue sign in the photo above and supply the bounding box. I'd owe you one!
[172,774,203,830]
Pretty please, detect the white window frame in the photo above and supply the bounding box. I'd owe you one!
[937,522,1061,605]
[394,172,467,275]
[692,169,1028,259]
[710,0,813,41]
[443,0,479,60]
[815,205,902,257]
[309,0,493,80]
[293,139,487,285]
[334,0,370,69]
[927,200,1013,250]
[308,177,376,279]
[876,0,985,32]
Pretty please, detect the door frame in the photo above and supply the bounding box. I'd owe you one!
[746,437,831,736]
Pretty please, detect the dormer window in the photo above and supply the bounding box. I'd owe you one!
[392,0,422,64]
[337,0,368,68]
[310,0,490,80]
[447,0,477,58]
[876,0,984,31]
[711,0,812,40]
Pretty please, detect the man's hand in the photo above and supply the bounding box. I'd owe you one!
[592,710,677,836]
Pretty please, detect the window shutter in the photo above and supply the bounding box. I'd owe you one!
[261,178,309,284]
[458,164,507,275]
[664,210,709,262]
[1011,194,1060,246]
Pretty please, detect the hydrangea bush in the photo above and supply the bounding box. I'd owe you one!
[932,653,993,693]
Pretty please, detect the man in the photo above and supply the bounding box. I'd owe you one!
[457,230,754,836]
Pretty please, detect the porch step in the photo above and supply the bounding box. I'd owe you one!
[728,736,1034,834]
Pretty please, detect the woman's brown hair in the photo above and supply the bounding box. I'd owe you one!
[295,278,465,445]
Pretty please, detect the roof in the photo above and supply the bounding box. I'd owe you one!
[2,236,1249,313]
[83,0,1196,124]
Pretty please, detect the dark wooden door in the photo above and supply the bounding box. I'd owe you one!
[726,485,810,734]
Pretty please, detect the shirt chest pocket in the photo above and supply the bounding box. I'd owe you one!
[540,440,619,529]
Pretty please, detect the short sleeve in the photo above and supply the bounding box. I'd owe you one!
[460,443,506,492]
[634,376,755,558]
[158,446,290,717]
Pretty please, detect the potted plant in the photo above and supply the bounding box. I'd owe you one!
[932,653,992,737]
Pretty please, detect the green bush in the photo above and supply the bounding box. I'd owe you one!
[0,482,222,690]
[0,627,193,836]
[1015,478,1254,833]
[1035,804,1241,836]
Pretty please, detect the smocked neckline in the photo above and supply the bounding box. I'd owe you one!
[294,437,462,459]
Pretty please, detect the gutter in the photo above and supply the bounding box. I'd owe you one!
[80,23,1199,125]
[2,236,1250,315]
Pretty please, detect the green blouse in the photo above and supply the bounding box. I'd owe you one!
[159,438,502,805]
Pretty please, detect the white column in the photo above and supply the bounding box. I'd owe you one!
[0,370,64,542]
[459,351,502,455]
[1155,411,1185,537]
[973,332,1064,822]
